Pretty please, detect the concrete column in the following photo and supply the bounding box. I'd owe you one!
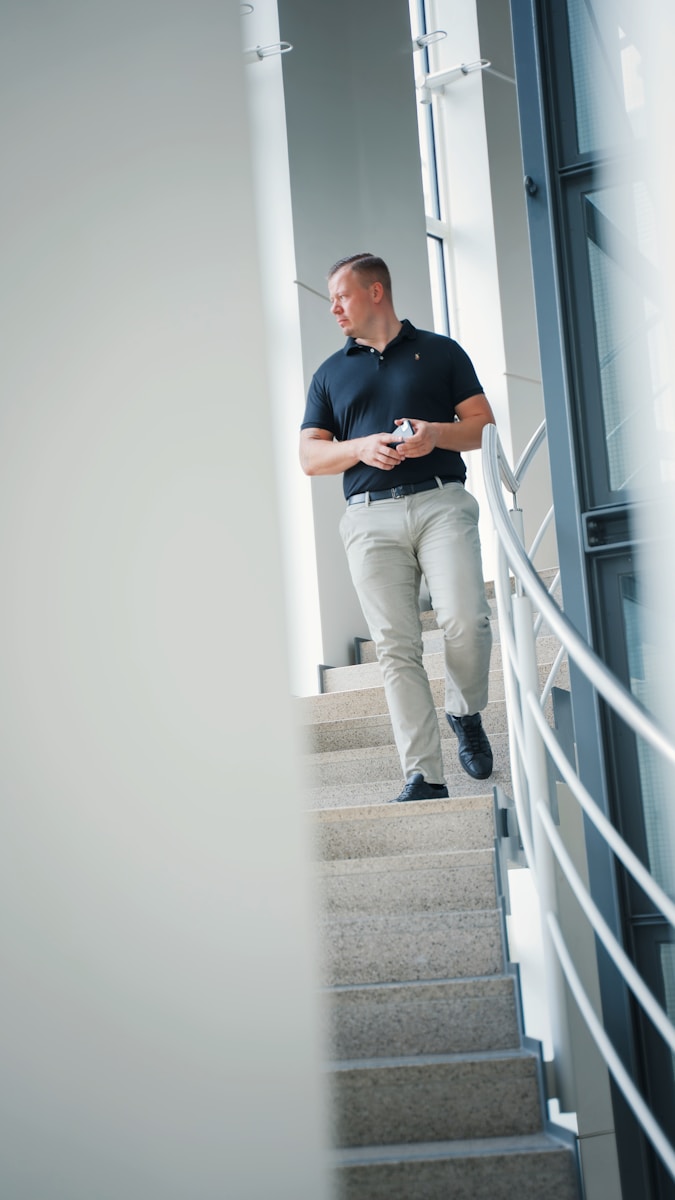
[475,0,557,567]
[277,0,434,670]
[0,4,329,1197]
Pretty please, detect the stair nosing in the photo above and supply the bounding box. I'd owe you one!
[328,1046,536,1071]
[322,972,514,995]
[310,794,493,821]
[331,1130,573,1166]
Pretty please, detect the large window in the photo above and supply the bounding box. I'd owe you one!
[525,2,675,1193]
[409,0,450,335]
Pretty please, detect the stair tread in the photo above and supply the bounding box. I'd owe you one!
[308,779,504,808]
[322,906,500,925]
[297,687,508,722]
[305,733,508,765]
[312,794,493,821]
[318,848,493,874]
[329,1046,537,1070]
[323,972,521,1058]
[331,1052,543,1146]
[310,578,580,1197]
[324,972,513,994]
[322,657,568,695]
[332,1130,573,1165]
[355,626,560,659]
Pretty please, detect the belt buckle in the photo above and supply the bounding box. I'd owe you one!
[391,485,404,499]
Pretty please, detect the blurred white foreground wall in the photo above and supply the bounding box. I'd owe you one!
[0,4,330,1197]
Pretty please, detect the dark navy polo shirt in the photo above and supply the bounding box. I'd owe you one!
[301,319,483,499]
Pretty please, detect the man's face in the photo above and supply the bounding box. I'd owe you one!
[328,267,375,339]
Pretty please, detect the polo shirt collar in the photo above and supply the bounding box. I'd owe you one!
[343,318,417,355]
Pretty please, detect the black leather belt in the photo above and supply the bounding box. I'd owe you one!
[347,477,458,505]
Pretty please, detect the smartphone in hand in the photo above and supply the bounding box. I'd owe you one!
[390,419,414,443]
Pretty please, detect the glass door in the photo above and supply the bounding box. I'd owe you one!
[513,1,675,1195]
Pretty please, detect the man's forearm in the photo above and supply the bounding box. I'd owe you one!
[300,434,362,476]
[430,414,495,453]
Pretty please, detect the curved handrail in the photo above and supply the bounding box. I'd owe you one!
[548,914,675,1182]
[482,419,675,1183]
[483,423,675,770]
[514,419,547,482]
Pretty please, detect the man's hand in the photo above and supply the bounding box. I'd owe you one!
[300,427,404,475]
[391,420,436,459]
[395,396,496,458]
[358,432,407,470]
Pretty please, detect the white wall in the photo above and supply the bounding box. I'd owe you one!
[242,0,324,697]
[421,0,509,582]
[0,4,330,1196]
[277,0,434,673]
[422,0,556,574]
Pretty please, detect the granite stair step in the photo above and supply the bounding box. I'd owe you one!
[317,848,496,916]
[322,652,568,696]
[297,677,506,723]
[311,796,495,860]
[417,600,562,636]
[307,568,579,1199]
[324,974,519,1059]
[308,775,501,808]
[296,696,506,748]
[357,630,561,667]
[329,1049,543,1146]
[332,1132,579,1199]
[321,908,504,986]
[305,733,509,789]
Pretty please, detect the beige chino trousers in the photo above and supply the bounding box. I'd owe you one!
[339,481,492,785]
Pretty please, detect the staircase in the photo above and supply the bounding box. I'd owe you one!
[297,580,581,1199]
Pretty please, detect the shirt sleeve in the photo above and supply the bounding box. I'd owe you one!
[300,370,336,434]
[449,339,483,406]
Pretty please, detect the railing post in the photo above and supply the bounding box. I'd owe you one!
[494,538,531,856]
[512,587,577,1113]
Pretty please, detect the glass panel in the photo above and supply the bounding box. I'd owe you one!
[409,0,441,221]
[662,944,675,1077]
[427,235,449,335]
[567,0,646,155]
[621,575,675,899]
[414,102,441,221]
[585,182,674,493]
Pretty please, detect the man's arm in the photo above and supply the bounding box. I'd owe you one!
[300,427,405,475]
[394,393,495,460]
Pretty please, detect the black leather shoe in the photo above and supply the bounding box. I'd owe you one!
[446,712,493,780]
[388,772,449,803]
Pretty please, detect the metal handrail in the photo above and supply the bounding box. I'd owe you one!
[483,424,675,770]
[482,419,675,1182]
[548,914,675,1182]
[514,419,547,480]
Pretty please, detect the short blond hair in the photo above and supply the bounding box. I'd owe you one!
[327,253,392,295]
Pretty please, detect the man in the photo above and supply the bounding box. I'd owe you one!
[300,253,495,803]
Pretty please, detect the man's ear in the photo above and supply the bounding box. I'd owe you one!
[371,281,385,304]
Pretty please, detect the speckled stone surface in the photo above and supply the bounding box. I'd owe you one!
[301,572,579,1199]
[322,654,569,697]
[321,908,504,986]
[330,1052,542,1146]
[307,772,497,811]
[312,796,495,860]
[306,777,498,809]
[317,849,496,915]
[305,733,510,789]
[300,699,510,754]
[324,975,519,1059]
[333,1134,579,1200]
[357,630,561,669]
